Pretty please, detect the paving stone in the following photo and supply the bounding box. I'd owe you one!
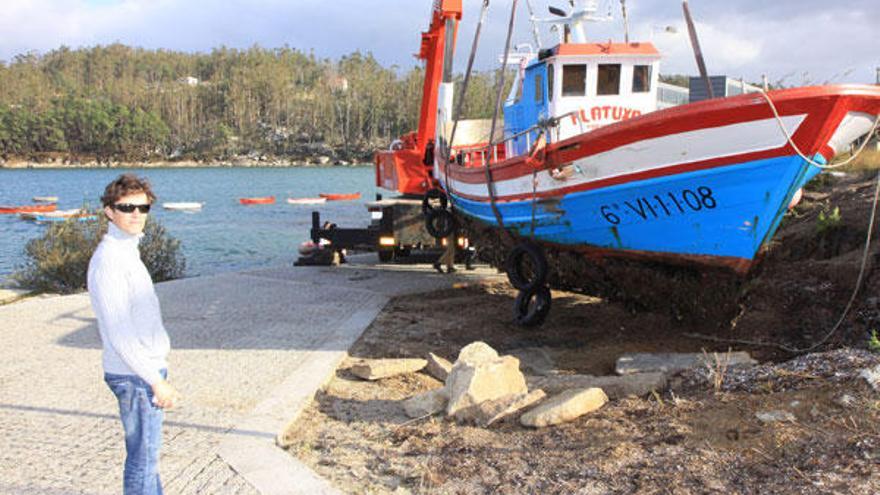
[0,259,496,494]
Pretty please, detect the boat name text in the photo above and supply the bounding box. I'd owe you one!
[570,106,642,124]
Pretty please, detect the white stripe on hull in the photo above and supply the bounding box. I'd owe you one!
[446,115,806,199]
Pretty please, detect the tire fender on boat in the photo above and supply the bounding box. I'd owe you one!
[505,242,549,292]
[425,208,456,239]
[513,285,552,327]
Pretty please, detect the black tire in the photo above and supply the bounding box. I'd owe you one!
[421,188,448,215]
[514,285,552,327]
[505,242,548,291]
[425,209,456,239]
[377,249,394,262]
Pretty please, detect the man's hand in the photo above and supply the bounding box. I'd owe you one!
[151,379,182,409]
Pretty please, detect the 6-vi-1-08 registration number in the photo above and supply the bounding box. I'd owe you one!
[599,186,717,225]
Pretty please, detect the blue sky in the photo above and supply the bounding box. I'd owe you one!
[2,0,878,85]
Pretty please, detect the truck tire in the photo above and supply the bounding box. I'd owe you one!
[422,188,448,215]
[425,208,456,238]
[505,242,548,291]
[378,249,394,262]
[514,285,552,327]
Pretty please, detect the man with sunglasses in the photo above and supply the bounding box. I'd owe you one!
[88,173,181,494]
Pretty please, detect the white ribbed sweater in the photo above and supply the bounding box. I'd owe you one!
[87,223,170,385]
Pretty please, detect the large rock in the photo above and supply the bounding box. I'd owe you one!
[349,358,427,380]
[425,352,453,381]
[474,389,547,427]
[402,388,448,418]
[521,388,608,427]
[527,372,666,399]
[445,342,528,422]
[615,352,757,376]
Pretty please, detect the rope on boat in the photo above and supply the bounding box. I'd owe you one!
[444,0,491,209]
[481,0,519,238]
[686,168,880,354]
[758,89,880,169]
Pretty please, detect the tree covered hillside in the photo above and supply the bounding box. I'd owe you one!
[0,45,503,163]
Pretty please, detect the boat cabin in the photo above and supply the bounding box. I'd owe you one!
[503,42,661,157]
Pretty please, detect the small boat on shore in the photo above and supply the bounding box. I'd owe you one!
[319,192,361,201]
[287,197,327,205]
[0,203,57,214]
[32,196,58,203]
[20,209,96,223]
[162,202,204,211]
[239,196,275,205]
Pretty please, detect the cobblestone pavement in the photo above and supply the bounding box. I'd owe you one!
[0,261,498,494]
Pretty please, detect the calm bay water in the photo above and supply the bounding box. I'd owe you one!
[0,166,377,281]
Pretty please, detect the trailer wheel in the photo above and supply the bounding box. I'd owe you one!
[505,242,548,291]
[426,208,456,238]
[422,188,448,215]
[514,285,552,327]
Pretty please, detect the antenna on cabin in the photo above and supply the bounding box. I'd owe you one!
[620,0,629,44]
[538,0,612,44]
[524,0,543,49]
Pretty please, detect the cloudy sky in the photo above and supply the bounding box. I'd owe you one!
[1,0,877,85]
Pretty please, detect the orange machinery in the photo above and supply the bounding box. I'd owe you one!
[374,0,462,196]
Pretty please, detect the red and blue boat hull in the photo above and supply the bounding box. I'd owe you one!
[438,85,880,272]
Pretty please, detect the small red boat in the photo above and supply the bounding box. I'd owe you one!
[239,196,275,205]
[319,192,361,201]
[0,203,57,214]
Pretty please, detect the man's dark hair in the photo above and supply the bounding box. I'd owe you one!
[101,174,157,208]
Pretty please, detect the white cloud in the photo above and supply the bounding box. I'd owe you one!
[0,0,876,85]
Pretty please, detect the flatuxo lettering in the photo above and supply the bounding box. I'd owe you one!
[573,106,642,125]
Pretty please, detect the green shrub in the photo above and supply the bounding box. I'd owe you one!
[12,214,185,294]
[816,206,842,235]
[869,329,880,353]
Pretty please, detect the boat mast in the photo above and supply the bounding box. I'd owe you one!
[682,0,714,98]
[524,0,543,49]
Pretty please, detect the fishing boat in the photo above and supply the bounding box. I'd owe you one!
[378,0,880,325]
[287,197,327,205]
[32,196,58,203]
[239,196,275,205]
[319,193,361,201]
[0,203,57,214]
[162,202,204,211]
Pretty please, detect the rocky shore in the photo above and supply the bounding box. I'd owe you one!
[0,156,369,169]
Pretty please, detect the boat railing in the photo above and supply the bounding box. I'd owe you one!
[452,110,584,167]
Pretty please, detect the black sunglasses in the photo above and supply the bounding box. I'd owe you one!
[112,203,151,214]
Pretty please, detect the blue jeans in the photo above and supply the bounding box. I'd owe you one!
[105,370,166,495]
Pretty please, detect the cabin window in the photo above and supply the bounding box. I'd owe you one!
[534,73,544,103]
[562,64,586,97]
[547,64,554,102]
[597,64,621,95]
[632,65,651,93]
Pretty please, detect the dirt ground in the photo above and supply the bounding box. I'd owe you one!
[282,171,880,494]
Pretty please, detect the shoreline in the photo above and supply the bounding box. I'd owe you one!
[0,159,371,169]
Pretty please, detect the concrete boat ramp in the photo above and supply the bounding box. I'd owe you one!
[0,257,500,494]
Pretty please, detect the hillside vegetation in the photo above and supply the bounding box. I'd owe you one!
[0,45,504,163]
